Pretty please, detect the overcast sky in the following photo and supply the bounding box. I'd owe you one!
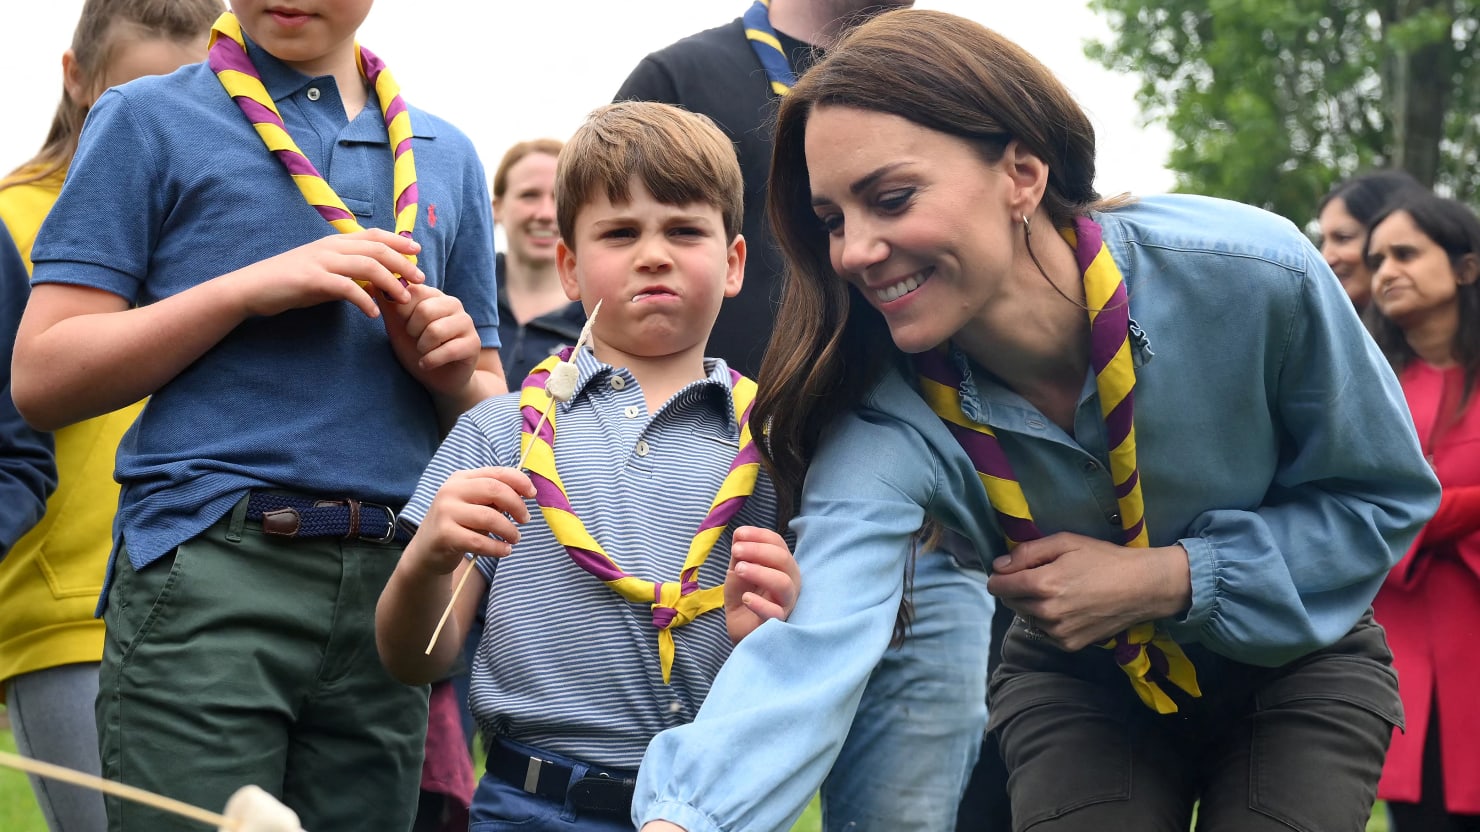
[0,1,1175,196]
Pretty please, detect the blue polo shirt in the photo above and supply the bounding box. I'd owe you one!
[400,347,779,768]
[30,42,499,573]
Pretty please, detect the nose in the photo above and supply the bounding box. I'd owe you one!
[634,233,673,273]
[534,194,555,222]
[1320,239,1340,268]
[834,221,888,276]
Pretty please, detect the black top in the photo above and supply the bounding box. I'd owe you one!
[494,253,588,386]
[615,18,819,379]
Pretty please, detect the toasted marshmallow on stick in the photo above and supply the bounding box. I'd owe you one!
[220,785,304,832]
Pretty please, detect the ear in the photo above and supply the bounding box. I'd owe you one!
[723,234,747,299]
[491,196,504,227]
[556,239,582,301]
[1000,139,1050,223]
[1458,253,1480,286]
[61,49,90,108]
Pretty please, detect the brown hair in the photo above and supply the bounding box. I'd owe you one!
[3,0,223,190]
[754,9,1109,519]
[491,138,564,200]
[555,102,744,249]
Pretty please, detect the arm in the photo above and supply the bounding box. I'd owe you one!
[375,465,533,683]
[1161,248,1440,666]
[635,408,935,832]
[0,225,54,554]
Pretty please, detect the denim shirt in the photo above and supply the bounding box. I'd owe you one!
[634,194,1441,832]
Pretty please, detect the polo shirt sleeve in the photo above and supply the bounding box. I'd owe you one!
[0,224,56,554]
[1166,244,1442,667]
[30,88,162,301]
[635,405,938,832]
[439,140,499,349]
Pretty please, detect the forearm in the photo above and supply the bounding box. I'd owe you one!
[374,548,472,684]
[13,278,251,430]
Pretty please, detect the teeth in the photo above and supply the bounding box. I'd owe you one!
[874,273,924,303]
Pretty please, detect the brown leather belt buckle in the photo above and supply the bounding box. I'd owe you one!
[260,507,302,537]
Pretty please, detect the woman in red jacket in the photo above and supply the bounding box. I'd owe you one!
[1366,191,1480,831]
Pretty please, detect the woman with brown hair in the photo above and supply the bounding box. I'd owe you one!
[1365,192,1480,831]
[633,10,1439,832]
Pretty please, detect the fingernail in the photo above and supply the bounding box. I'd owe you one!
[735,562,748,576]
[993,556,1010,569]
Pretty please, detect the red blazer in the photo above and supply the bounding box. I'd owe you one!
[1375,361,1480,812]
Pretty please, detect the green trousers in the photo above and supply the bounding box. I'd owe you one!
[97,498,429,832]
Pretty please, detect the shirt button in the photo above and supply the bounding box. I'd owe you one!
[1108,512,1122,525]
[1082,461,1098,472]
[624,405,639,419]
[635,440,650,457]
[1026,418,1045,430]
[306,87,321,101]
[609,376,627,390]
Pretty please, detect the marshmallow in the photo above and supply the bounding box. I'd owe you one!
[220,785,303,832]
[546,361,579,402]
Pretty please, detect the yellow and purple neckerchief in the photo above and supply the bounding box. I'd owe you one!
[519,350,761,684]
[207,12,419,276]
[914,216,1203,714]
[743,0,796,95]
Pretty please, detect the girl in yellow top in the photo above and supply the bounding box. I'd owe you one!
[0,2,220,829]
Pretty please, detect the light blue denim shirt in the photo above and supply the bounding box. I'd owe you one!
[634,194,1441,832]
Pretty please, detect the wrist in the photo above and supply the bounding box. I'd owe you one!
[1151,544,1192,621]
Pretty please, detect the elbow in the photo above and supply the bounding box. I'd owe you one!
[10,381,67,433]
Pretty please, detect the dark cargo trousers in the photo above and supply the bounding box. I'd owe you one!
[97,498,429,832]
[989,611,1401,832]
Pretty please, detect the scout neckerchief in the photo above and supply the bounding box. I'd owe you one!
[914,215,1203,715]
[207,12,419,274]
[519,349,761,684]
[743,0,797,94]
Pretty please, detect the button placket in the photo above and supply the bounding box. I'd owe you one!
[306,87,321,101]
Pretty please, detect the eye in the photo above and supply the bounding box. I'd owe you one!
[670,225,706,238]
[815,212,843,235]
[1366,254,1384,271]
[601,227,636,240]
[877,188,914,212]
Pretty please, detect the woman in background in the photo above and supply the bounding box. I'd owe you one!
[1316,170,1424,311]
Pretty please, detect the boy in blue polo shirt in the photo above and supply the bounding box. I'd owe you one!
[375,101,799,830]
[11,1,503,829]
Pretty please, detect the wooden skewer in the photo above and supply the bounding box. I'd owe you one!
[422,299,604,655]
[0,750,235,830]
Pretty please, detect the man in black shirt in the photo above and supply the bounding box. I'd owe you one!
[616,5,1010,832]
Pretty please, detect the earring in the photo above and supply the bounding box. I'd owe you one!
[1021,214,1032,239]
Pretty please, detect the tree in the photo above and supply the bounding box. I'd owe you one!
[1087,0,1480,223]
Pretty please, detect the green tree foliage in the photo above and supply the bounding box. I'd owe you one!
[1087,0,1480,222]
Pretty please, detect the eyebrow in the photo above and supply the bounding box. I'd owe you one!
[811,162,911,207]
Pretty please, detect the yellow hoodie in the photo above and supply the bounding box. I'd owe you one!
[0,168,145,685]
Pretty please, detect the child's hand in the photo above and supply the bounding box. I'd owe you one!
[233,228,425,319]
[379,282,483,398]
[404,467,536,576]
[723,526,801,644]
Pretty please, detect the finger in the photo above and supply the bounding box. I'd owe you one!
[346,227,425,263]
[480,466,538,500]
[991,536,1072,574]
[985,571,1046,604]
[442,524,514,560]
[418,334,480,372]
[731,563,797,608]
[740,591,788,623]
[732,525,786,547]
[446,470,534,524]
[454,503,524,546]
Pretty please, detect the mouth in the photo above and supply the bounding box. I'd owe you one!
[525,228,558,243]
[267,7,313,24]
[871,269,931,304]
[631,286,678,303]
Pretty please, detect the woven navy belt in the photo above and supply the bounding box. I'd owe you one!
[245,492,407,543]
[485,739,636,816]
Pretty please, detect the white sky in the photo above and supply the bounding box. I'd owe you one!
[0,1,1175,197]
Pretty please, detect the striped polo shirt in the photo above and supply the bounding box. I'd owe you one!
[401,346,779,768]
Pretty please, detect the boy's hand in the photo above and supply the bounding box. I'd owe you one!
[379,282,483,398]
[233,228,425,319]
[723,526,801,644]
[404,467,536,576]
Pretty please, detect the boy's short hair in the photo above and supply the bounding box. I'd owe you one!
[556,102,744,247]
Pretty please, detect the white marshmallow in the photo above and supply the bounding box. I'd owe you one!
[546,361,579,402]
[220,785,303,832]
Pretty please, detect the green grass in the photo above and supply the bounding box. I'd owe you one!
[0,725,1384,832]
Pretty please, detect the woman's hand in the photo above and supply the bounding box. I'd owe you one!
[986,532,1191,651]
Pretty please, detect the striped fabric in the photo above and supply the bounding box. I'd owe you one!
[915,215,1202,715]
[207,11,419,275]
[742,0,797,95]
[519,350,761,684]
[401,348,778,767]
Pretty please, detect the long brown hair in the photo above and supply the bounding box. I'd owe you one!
[754,10,1108,518]
[3,0,222,189]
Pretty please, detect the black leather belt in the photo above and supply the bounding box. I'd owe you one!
[485,739,636,816]
[245,492,408,543]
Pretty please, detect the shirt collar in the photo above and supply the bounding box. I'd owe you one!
[562,346,743,429]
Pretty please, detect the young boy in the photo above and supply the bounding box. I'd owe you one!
[12,2,503,829]
[376,101,799,830]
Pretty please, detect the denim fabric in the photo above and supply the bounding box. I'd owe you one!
[471,738,635,832]
[6,663,106,832]
[635,194,1440,832]
[822,548,992,832]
